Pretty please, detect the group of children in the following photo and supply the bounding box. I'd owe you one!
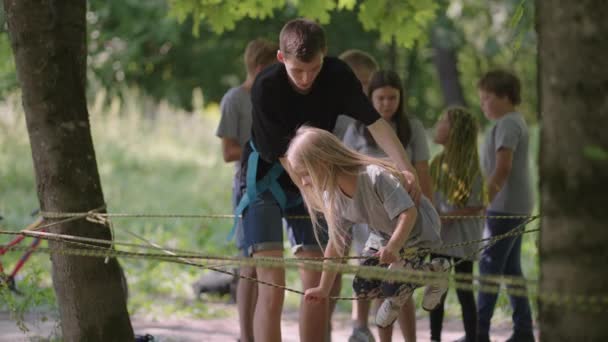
[215,18,534,342]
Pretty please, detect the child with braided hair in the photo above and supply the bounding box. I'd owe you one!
[428,107,486,342]
[285,126,450,339]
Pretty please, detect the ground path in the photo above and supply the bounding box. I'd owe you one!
[0,307,531,341]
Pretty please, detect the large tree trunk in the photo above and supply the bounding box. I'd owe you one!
[537,0,608,341]
[431,26,466,107]
[3,0,134,340]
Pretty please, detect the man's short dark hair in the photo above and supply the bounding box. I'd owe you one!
[279,18,326,62]
[477,69,521,105]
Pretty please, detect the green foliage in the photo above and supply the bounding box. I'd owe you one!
[168,0,438,48]
[2,0,537,124]
[86,0,391,109]
[169,0,286,34]
[583,145,608,161]
[405,0,538,125]
[358,0,438,48]
[0,6,17,97]
[0,265,58,337]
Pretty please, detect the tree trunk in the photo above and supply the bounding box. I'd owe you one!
[432,26,466,107]
[402,44,418,114]
[537,0,608,341]
[3,0,134,340]
[387,37,398,72]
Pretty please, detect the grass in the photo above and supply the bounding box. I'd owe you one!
[0,89,540,331]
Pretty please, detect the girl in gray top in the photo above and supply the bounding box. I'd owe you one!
[343,70,433,199]
[429,106,486,342]
[285,126,449,333]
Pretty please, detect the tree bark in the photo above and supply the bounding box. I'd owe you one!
[537,0,608,341]
[3,0,134,340]
[387,37,398,72]
[432,26,467,107]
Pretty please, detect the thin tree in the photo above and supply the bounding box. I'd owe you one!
[2,0,134,340]
[537,0,608,340]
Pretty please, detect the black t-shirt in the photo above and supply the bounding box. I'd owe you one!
[242,56,381,192]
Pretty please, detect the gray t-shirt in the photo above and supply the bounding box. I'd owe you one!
[215,86,252,173]
[343,117,430,163]
[335,165,441,249]
[435,174,485,259]
[481,112,533,214]
[333,115,356,140]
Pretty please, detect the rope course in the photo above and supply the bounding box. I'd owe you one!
[39,210,536,221]
[2,210,607,312]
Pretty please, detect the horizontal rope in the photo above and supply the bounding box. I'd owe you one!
[0,216,541,287]
[0,215,542,289]
[37,210,539,221]
[4,220,605,312]
[3,236,607,312]
[7,213,590,311]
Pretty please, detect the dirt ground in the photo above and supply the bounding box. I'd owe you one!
[0,307,532,342]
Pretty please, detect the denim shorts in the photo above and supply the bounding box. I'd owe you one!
[241,190,326,256]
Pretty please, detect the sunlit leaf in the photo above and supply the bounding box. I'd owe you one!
[583,145,608,161]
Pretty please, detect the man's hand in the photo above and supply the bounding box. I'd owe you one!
[402,170,421,205]
[304,286,330,303]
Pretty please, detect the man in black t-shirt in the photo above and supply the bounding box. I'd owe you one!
[239,18,421,342]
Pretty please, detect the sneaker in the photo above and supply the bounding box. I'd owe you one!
[134,334,154,342]
[505,331,535,342]
[375,284,414,328]
[422,257,450,311]
[348,326,375,342]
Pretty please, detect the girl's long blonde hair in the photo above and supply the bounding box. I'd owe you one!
[286,126,404,250]
[430,107,486,207]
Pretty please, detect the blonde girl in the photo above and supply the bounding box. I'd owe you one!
[286,126,449,338]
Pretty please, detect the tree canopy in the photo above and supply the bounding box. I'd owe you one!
[1,0,536,124]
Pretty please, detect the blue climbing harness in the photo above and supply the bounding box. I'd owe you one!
[227,141,302,240]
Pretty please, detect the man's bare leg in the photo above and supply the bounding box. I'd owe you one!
[253,249,284,342]
[296,249,330,342]
[237,266,257,342]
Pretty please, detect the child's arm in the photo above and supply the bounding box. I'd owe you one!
[221,137,242,162]
[377,206,418,265]
[304,239,342,302]
[488,148,513,202]
[367,119,421,204]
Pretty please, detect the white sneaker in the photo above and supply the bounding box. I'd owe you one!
[422,257,450,311]
[375,284,414,328]
[375,298,401,328]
